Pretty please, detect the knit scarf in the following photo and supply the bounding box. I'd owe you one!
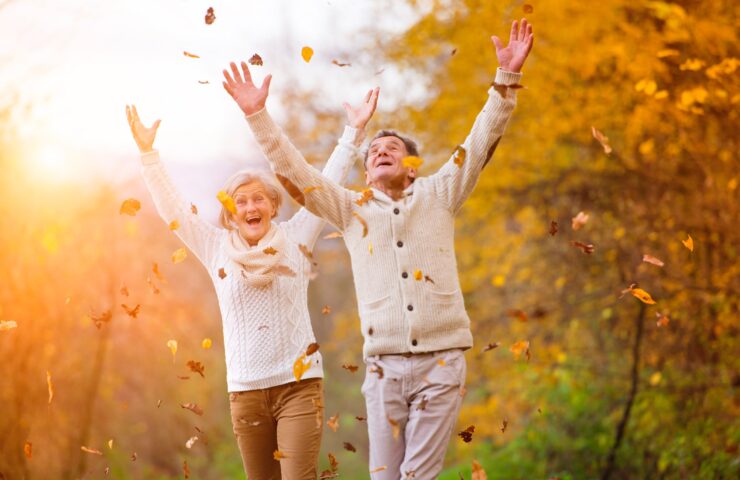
[225,223,286,288]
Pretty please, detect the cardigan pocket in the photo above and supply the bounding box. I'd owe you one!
[359,293,391,314]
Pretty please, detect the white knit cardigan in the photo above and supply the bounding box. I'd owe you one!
[139,125,363,391]
[246,68,522,358]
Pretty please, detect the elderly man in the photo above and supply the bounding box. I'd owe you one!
[223,18,533,480]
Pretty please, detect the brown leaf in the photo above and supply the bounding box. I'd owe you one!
[570,241,595,254]
[276,174,305,206]
[387,415,401,440]
[501,418,509,433]
[299,244,317,265]
[355,416,366,422]
[482,342,500,352]
[321,305,331,315]
[183,460,191,479]
[204,7,215,25]
[369,364,384,379]
[343,442,356,452]
[327,414,339,432]
[424,275,435,284]
[218,268,227,279]
[323,231,343,240]
[656,312,670,327]
[305,343,320,356]
[591,126,612,154]
[146,277,160,294]
[328,452,339,471]
[491,82,525,97]
[354,188,374,206]
[417,396,429,410]
[352,212,368,237]
[642,254,665,267]
[190,203,198,214]
[332,59,351,67]
[342,364,359,373]
[186,360,205,378]
[91,310,112,329]
[273,265,296,277]
[510,340,530,359]
[121,304,140,318]
[152,262,167,283]
[180,403,204,416]
[523,4,534,14]
[119,198,141,216]
[249,53,263,66]
[506,309,528,322]
[458,425,475,443]
[451,48,457,56]
[24,441,32,459]
[371,466,388,474]
[319,471,339,479]
[130,452,137,462]
[453,145,466,168]
[263,246,278,255]
[549,220,558,236]
[120,285,129,296]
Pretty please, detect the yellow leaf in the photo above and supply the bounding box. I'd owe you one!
[414,270,423,281]
[492,274,506,287]
[108,439,114,449]
[81,446,103,456]
[437,359,446,366]
[354,188,374,206]
[167,339,178,360]
[303,185,323,194]
[352,212,368,237]
[169,220,180,230]
[183,51,200,59]
[656,49,680,58]
[509,340,530,359]
[47,371,54,404]
[630,287,657,304]
[682,234,694,252]
[679,58,705,71]
[216,191,237,215]
[402,156,424,169]
[202,338,212,349]
[172,248,187,264]
[368,241,373,255]
[649,372,662,385]
[119,198,141,216]
[301,46,314,63]
[639,139,655,155]
[453,145,466,168]
[293,354,311,382]
[654,90,669,100]
[323,231,343,240]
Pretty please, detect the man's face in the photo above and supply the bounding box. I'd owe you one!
[364,136,416,188]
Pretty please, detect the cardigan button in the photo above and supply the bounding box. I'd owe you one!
[393,208,400,215]
[411,339,418,346]
[402,272,408,279]
[407,304,413,311]
[397,241,404,248]
[368,327,374,336]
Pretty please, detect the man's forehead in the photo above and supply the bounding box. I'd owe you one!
[370,136,405,149]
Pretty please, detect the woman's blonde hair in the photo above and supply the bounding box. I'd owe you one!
[218,170,284,230]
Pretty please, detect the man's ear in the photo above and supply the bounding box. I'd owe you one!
[408,168,417,181]
[364,170,371,185]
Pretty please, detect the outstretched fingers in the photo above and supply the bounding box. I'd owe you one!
[509,20,519,44]
[518,18,528,41]
[260,74,272,94]
[240,61,253,84]
[230,62,244,84]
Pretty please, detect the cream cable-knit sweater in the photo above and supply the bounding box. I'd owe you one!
[139,125,363,391]
[246,68,522,358]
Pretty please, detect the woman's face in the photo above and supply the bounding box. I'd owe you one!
[233,181,276,246]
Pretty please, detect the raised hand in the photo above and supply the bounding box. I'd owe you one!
[222,61,272,116]
[342,87,380,130]
[126,104,160,153]
[491,18,534,73]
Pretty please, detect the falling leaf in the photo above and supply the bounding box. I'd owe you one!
[482,342,500,352]
[172,248,187,264]
[458,425,475,443]
[274,450,286,460]
[424,275,436,284]
[299,244,316,265]
[570,241,595,254]
[273,265,297,277]
[152,262,167,283]
[356,416,366,422]
[187,360,205,378]
[630,287,657,304]
[180,403,204,416]
[263,246,278,255]
[306,343,320,356]
[130,452,137,462]
[417,396,429,410]
[157,399,162,408]
[370,466,388,474]
[402,156,424,169]
[453,145,466,168]
[301,46,314,63]
[343,442,356,452]
[506,309,528,322]
[642,254,665,267]
[656,312,670,327]
[327,414,339,432]
[24,441,32,459]
[369,364,384,379]
[523,4,534,13]
[47,371,54,404]
[204,7,215,25]
[328,452,339,471]
[591,126,612,154]
[293,354,311,382]
[410,270,423,281]
[501,418,509,433]
[119,198,141,216]
[191,203,198,214]
[177,375,190,380]
[323,231,343,240]
[354,189,374,206]
[81,446,103,455]
[319,471,339,479]
[108,439,113,449]
[682,234,694,252]
[352,212,368,237]
[368,242,373,255]
[303,185,323,194]
[0,320,17,331]
[332,59,351,67]
[571,211,589,230]
[218,268,227,279]
[321,305,331,315]
[249,53,263,66]
[90,310,112,329]
[472,460,488,480]
[121,304,140,318]
[202,338,212,349]
[387,415,401,440]
[183,460,191,479]
[120,285,129,296]
[342,364,358,373]
[510,340,530,359]
[657,49,680,58]
[168,220,180,230]
[437,359,446,366]
[549,221,558,236]
[146,277,160,294]
[185,436,199,449]
[183,51,200,59]
[167,339,178,360]
[216,191,237,215]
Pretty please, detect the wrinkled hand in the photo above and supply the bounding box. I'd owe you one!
[222,61,272,116]
[126,104,160,153]
[491,18,534,73]
[342,87,380,130]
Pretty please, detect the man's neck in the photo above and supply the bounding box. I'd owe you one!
[370,179,410,201]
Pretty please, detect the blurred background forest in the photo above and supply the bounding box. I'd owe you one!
[0,0,738,479]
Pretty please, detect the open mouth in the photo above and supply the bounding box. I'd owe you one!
[245,215,262,226]
[376,160,393,168]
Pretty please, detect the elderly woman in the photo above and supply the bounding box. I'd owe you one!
[125,71,378,479]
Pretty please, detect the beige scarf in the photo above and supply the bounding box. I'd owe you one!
[225,223,287,288]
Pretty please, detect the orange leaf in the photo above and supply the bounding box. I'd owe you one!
[453,145,466,168]
[630,287,656,304]
[24,441,32,459]
[342,364,358,373]
[218,268,227,279]
[121,304,140,318]
[47,371,54,404]
[202,338,213,349]
[81,446,103,455]
[323,231,343,240]
[472,459,488,480]
[321,305,331,315]
[119,198,141,216]
[682,234,694,252]
[172,248,187,264]
[263,246,278,255]
[180,403,204,416]
[301,46,314,63]
[510,340,530,359]
[0,320,17,331]
[204,7,215,25]
[273,450,286,460]
[187,360,205,378]
[354,189,374,206]
[183,51,200,59]
[168,220,180,230]
[306,343,320,356]
[327,414,339,432]
[293,354,311,382]
[249,53,263,66]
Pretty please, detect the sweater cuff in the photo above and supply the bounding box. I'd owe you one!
[140,150,161,165]
[340,125,365,148]
[494,68,523,85]
[245,108,277,137]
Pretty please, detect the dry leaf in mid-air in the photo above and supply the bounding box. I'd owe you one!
[501,418,509,433]
[47,371,54,404]
[472,459,488,480]
[506,309,528,322]
[571,241,595,254]
[119,199,141,216]
[183,51,200,59]
[185,436,199,449]
[352,212,368,237]
[327,414,339,432]
[204,7,215,25]
[183,460,191,479]
[121,304,140,318]
[323,231,343,240]
[263,246,278,255]
[387,416,401,440]
[591,126,612,154]
[306,343,320,356]
[656,312,670,327]
[190,203,198,214]
[24,441,32,459]
[642,254,665,267]
[458,425,475,443]
[571,211,589,230]
[682,234,694,252]
[549,221,558,236]
[510,341,530,359]
[202,338,212,349]
[168,220,180,230]
[303,185,323,194]
[321,305,331,315]
[0,320,17,331]
[342,364,358,373]
[482,342,500,352]
[523,4,534,13]
[172,248,187,264]
[249,54,263,66]
[273,450,286,460]
[343,442,356,452]
[180,403,204,416]
[293,354,311,382]
[491,82,525,97]
[81,446,103,455]
[187,360,205,378]
[218,268,227,279]
[167,339,178,360]
[414,270,423,281]
[301,46,314,63]
[216,191,237,215]
[332,59,351,67]
[355,189,374,206]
